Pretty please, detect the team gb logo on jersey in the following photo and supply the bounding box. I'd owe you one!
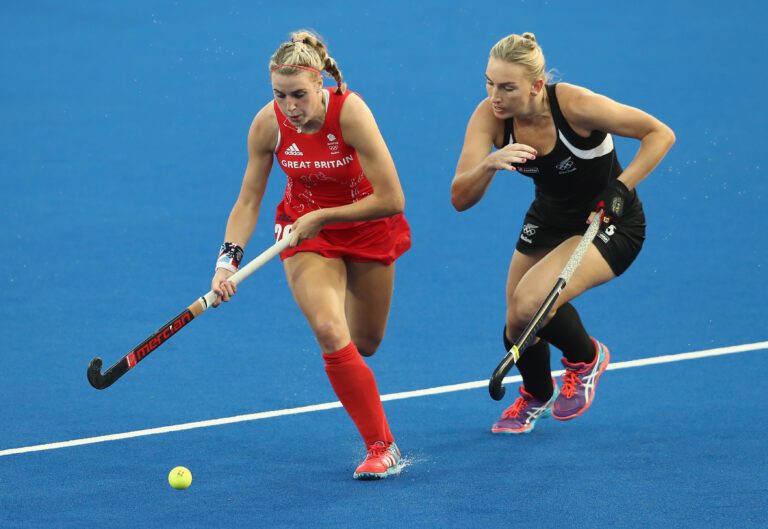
[326,133,340,154]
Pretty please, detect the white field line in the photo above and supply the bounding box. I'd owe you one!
[1,340,766,458]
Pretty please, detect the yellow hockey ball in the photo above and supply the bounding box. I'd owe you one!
[168,466,192,490]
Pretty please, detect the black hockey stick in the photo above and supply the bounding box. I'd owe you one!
[488,210,604,400]
[87,237,291,389]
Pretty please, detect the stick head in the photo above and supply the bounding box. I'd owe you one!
[489,381,506,401]
[87,357,107,390]
[489,352,516,401]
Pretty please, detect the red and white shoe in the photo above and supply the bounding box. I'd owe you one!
[353,441,402,480]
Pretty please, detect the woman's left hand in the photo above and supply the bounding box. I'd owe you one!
[289,210,328,247]
[590,179,631,224]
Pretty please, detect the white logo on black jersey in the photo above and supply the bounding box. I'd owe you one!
[556,156,576,174]
[520,223,538,243]
[517,166,540,175]
[284,143,303,156]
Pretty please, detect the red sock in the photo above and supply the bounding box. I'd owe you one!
[323,342,394,446]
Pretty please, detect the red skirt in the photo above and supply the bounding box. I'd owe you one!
[274,200,411,265]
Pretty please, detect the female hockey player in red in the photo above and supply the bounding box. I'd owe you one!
[211,30,411,480]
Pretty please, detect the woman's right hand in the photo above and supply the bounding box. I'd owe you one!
[486,142,537,171]
[211,268,236,307]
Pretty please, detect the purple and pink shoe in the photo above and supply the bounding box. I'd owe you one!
[552,338,610,421]
[491,382,559,434]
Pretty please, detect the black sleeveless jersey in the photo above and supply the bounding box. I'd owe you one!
[503,83,636,227]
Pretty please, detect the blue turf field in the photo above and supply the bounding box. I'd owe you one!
[2,1,767,527]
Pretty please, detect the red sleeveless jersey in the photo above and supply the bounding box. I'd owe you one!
[274,89,374,230]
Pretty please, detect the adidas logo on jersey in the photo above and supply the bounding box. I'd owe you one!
[284,143,303,156]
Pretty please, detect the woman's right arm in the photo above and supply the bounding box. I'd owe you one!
[450,99,536,211]
[211,103,278,305]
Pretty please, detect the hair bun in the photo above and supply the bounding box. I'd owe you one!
[290,31,311,45]
[521,32,537,43]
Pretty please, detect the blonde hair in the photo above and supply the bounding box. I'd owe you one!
[269,30,346,94]
[490,32,550,83]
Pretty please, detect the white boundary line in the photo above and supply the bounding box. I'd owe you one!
[2,341,766,458]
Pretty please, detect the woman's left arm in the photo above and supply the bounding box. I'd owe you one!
[559,84,676,190]
[288,94,405,245]
[329,93,405,219]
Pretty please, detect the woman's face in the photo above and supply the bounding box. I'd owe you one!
[271,71,324,129]
[485,57,537,119]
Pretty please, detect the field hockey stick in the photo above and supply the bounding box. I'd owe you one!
[87,237,291,390]
[488,210,604,400]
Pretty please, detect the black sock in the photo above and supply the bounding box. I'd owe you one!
[504,327,553,401]
[537,302,595,364]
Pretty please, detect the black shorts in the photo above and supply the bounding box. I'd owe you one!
[515,200,646,276]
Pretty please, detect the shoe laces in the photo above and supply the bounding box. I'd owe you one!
[561,370,581,398]
[366,442,388,458]
[501,397,528,419]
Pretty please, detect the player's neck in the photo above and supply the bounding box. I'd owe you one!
[298,92,327,134]
[514,92,549,126]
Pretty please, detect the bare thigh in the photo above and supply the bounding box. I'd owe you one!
[506,249,549,304]
[507,239,616,334]
[283,252,350,354]
[344,260,395,357]
[504,249,548,339]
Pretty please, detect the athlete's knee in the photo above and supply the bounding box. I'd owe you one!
[508,292,547,329]
[312,318,348,352]
[505,306,522,340]
[353,335,383,357]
